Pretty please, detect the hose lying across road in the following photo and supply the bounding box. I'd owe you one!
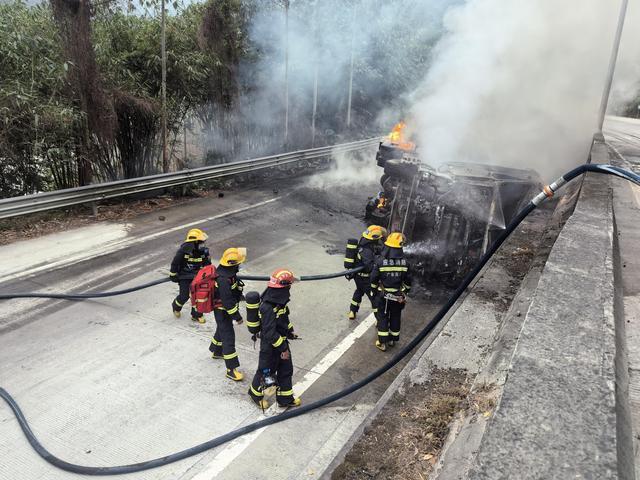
[1,163,639,476]
[0,268,364,300]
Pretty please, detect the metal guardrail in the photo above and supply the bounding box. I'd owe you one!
[0,138,380,220]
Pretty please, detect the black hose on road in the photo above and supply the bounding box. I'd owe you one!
[0,278,170,301]
[0,267,364,301]
[0,164,638,475]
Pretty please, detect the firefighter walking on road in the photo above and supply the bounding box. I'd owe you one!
[248,269,301,409]
[370,232,412,352]
[209,248,247,381]
[169,228,211,323]
[346,225,386,320]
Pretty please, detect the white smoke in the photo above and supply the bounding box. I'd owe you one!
[408,0,640,177]
[305,148,380,189]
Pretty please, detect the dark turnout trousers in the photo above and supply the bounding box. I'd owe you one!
[209,309,240,369]
[375,295,403,344]
[349,274,377,315]
[172,279,202,320]
[249,347,295,406]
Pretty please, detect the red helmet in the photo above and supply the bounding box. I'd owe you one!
[268,269,295,289]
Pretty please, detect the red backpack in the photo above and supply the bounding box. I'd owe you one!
[190,265,218,313]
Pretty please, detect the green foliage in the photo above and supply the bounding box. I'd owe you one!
[0,0,244,197]
[0,1,80,195]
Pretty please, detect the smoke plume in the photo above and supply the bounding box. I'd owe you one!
[408,0,640,177]
[217,0,455,158]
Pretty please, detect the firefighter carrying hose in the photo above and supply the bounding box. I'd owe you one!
[370,232,412,352]
[209,247,246,381]
[248,269,301,409]
[346,225,387,320]
[169,228,211,323]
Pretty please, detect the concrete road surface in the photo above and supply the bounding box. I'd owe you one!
[0,174,446,480]
[606,115,640,477]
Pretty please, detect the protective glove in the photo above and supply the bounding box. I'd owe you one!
[170,274,179,283]
[287,331,299,340]
[233,313,243,325]
[345,273,354,281]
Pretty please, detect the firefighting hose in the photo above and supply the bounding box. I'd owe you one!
[0,268,365,300]
[0,163,638,476]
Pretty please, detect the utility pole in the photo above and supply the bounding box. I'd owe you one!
[346,1,356,129]
[284,0,290,146]
[311,0,318,147]
[161,0,168,172]
[597,0,629,138]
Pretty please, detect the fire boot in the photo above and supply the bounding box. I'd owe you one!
[226,368,244,381]
[278,397,301,408]
[348,311,356,320]
[375,340,386,352]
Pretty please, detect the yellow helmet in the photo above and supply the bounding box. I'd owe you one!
[362,225,387,241]
[385,232,405,248]
[220,247,247,266]
[186,228,208,242]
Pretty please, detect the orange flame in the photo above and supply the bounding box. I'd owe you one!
[387,121,415,151]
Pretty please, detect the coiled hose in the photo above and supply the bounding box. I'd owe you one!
[0,163,638,476]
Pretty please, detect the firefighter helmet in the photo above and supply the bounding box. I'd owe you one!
[267,269,295,288]
[220,247,247,266]
[186,228,208,242]
[385,232,405,248]
[362,225,387,241]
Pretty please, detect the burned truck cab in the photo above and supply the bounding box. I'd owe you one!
[366,124,541,284]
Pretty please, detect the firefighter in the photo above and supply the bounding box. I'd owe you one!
[248,269,301,409]
[370,232,412,352]
[169,228,211,323]
[347,225,387,320]
[209,247,246,381]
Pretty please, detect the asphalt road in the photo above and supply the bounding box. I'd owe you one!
[0,169,448,480]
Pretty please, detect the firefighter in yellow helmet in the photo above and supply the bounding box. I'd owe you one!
[169,228,211,323]
[209,247,247,381]
[370,232,412,352]
[347,225,387,320]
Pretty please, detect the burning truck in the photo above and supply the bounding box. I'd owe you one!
[365,122,541,284]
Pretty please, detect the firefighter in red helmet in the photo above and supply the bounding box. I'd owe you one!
[248,268,301,409]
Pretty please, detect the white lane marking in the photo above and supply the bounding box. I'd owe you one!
[190,313,377,480]
[2,196,282,282]
[606,142,640,206]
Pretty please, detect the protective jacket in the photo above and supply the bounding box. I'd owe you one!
[370,247,412,295]
[255,288,295,353]
[170,242,211,280]
[355,238,377,275]
[213,265,243,321]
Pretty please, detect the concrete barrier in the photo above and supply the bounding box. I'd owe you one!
[471,141,634,479]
